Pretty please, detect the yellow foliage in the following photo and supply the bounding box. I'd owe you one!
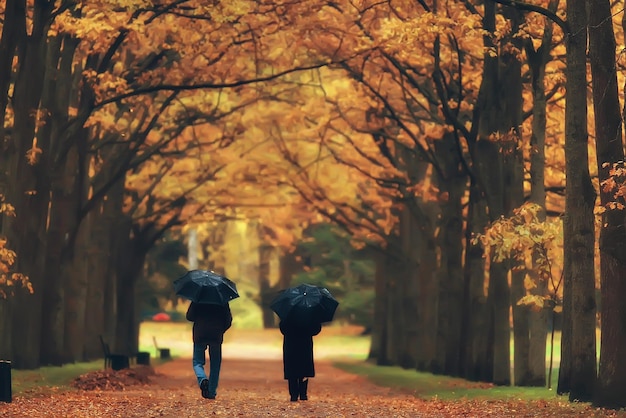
[475,202,563,309]
[517,294,546,312]
[523,275,537,291]
[26,139,43,165]
[0,238,32,299]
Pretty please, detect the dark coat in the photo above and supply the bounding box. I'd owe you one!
[186,302,232,345]
[279,320,322,379]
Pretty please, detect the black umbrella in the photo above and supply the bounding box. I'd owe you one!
[270,283,338,325]
[174,270,239,305]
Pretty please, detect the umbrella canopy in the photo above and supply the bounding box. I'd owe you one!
[174,270,239,305]
[270,283,338,326]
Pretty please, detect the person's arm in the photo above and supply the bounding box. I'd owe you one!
[224,304,233,331]
[186,302,196,321]
[311,323,322,336]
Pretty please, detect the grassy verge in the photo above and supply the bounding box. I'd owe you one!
[11,361,102,396]
[335,361,563,402]
[11,321,179,397]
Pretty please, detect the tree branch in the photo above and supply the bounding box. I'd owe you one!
[489,0,570,35]
[94,61,339,107]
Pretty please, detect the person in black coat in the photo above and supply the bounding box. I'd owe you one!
[279,319,322,401]
[186,302,232,399]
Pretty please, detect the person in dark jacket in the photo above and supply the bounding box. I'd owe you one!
[186,302,233,399]
[279,319,322,401]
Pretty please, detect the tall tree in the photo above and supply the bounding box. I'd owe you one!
[523,0,559,387]
[558,0,597,401]
[588,0,626,408]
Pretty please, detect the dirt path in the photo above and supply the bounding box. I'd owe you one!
[1,356,624,417]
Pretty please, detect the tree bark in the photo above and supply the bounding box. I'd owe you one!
[7,0,55,369]
[368,249,387,362]
[62,215,90,362]
[384,244,406,366]
[258,241,275,329]
[460,180,489,381]
[524,5,555,385]
[38,38,66,365]
[398,204,421,370]
[559,0,597,401]
[113,215,142,355]
[433,135,466,377]
[82,208,109,360]
[588,0,626,407]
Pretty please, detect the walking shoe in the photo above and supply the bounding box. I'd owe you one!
[200,379,210,399]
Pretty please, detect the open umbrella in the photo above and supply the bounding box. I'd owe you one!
[270,283,338,326]
[174,270,239,305]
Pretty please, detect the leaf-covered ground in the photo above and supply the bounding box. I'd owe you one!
[1,356,624,418]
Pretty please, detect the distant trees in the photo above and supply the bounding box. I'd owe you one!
[292,223,375,330]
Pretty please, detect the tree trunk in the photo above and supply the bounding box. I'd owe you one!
[398,204,420,370]
[113,215,144,355]
[204,222,228,274]
[415,206,439,372]
[278,248,301,289]
[62,216,91,362]
[368,249,387,362]
[57,132,89,363]
[504,137,525,387]
[7,0,55,369]
[474,138,510,385]
[524,7,555,385]
[434,135,466,376]
[511,269,530,385]
[258,241,276,328]
[559,0,597,401]
[460,181,489,381]
[82,209,109,360]
[468,0,528,384]
[384,245,406,366]
[39,34,79,366]
[0,0,24,143]
[23,37,66,357]
[588,0,626,407]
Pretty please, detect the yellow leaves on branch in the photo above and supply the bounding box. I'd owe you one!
[474,202,561,264]
[0,196,16,218]
[517,294,547,312]
[600,161,626,211]
[473,203,562,310]
[0,199,32,298]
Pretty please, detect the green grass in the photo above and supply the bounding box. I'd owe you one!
[11,360,102,396]
[332,330,573,403]
[335,361,563,402]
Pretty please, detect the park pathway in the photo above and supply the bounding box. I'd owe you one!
[1,356,624,417]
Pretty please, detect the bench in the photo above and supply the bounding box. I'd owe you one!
[153,336,171,359]
[99,335,130,371]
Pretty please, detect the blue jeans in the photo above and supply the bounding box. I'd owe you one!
[192,342,222,396]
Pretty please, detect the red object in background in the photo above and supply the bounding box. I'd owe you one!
[152,312,171,321]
